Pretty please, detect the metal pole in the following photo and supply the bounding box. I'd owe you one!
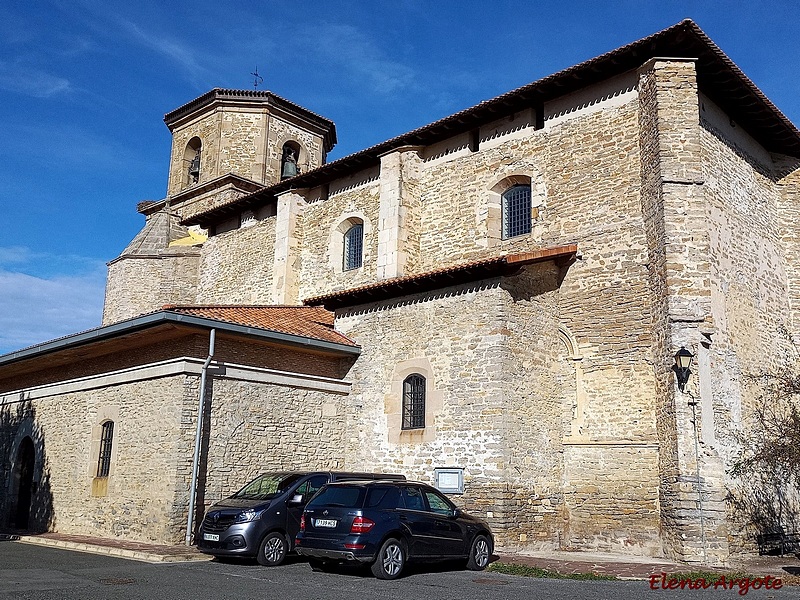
[185,329,215,546]
[689,400,708,563]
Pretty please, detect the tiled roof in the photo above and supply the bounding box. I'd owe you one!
[163,89,337,151]
[161,305,358,347]
[304,245,578,310]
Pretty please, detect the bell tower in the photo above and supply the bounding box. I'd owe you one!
[162,88,337,220]
[102,90,336,326]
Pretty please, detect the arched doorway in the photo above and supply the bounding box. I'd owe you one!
[13,437,35,530]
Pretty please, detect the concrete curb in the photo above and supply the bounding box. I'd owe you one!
[14,535,212,564]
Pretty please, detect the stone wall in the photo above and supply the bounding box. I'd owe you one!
[297,171,381,300]
[198,377,351,509]
[103,253,200,325]
[700,106,795,557]
[0,337,352,543]
[0,376,189,543]
[334,281,512,539]
[196,217,277,304]
[167,107,327,197]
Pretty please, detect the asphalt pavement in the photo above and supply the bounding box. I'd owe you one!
[2,540,800,600]
[0,533,800,598]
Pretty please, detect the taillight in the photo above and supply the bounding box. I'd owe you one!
[300,514,306,531]
[349,516,375,534]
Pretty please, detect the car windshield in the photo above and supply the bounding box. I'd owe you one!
[232,473,303,500]
[306,485,365,508]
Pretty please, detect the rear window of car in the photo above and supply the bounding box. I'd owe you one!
[307,485,365,508]
[365,486,401,509]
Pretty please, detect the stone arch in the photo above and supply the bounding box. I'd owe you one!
[385,357,444,445]
[276,136,310,178]
[557,325,588,441]
[481,168,547,247]
[184,137,202,187]
[329,211,373,274]
[7,417,45,529]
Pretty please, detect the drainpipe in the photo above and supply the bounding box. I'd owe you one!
[185,328,215,546]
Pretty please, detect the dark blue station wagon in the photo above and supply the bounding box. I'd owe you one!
[294,480,493,579]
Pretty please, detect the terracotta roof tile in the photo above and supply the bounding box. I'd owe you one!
[160,305,358,347]
[304,245,578,310]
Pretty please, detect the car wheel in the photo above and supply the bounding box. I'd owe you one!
[465,534,491,571]
[257,532,288,566]
[370,538,405,580]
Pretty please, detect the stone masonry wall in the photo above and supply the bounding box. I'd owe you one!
[333,282,513,543]
[700,115,795,556]
[196,217,276,304]
[1,333,352,543]
[298,176,380,300]
[777,160,800,336]
[168,112,223,196]
[103,253,200,325]
[0,376,189,543]
[197,377,350,510]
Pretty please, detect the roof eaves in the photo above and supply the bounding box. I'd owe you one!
[0,310,360,368]
[303,244,578,310]
[180,20,800,229]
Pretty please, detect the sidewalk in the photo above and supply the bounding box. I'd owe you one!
[4,530,800,583]
[495,549,800,583]
[3,531,209,563]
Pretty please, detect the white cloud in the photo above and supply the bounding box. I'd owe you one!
[0,60,71,98]
[297,24,416,95]
[118,19,213,85]
[0,249,106,355]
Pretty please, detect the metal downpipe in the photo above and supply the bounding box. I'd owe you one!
[185,329,215,545]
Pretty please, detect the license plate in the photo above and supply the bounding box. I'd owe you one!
[203,533,220,541]
[314,519,337,528]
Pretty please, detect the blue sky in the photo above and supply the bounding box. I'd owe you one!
[1,0,799,354]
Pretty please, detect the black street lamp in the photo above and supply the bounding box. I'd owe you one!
[674,347,694,393]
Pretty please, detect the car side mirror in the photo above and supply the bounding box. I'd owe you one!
[289,494,304,504]
[451,508,461,518]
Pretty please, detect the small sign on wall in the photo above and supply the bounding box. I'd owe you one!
[434,468,464,494]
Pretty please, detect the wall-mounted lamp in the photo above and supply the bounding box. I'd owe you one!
[674,347,694,393]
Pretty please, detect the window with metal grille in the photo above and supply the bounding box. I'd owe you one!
[402,374,425,430]
[97,421,114,477]
[343,223,364,271]
[501,184,532,239]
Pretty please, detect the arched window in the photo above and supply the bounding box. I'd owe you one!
[184,137,202,186]
[402,374,426,430]
[501,184,532,239]
[96,421,114,477]
[281,141,301,179]
[343,223,364,271]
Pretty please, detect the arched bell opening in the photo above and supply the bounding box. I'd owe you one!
[184,137,202,187]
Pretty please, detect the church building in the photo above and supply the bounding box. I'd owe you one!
[2,20,799,565]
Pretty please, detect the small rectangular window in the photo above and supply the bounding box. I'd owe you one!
[343,223,364,271]
[502,185,532,239]
[402,374,425,429]
[96,421,114,477]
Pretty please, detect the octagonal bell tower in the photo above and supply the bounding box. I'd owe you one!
[163,88,337,221]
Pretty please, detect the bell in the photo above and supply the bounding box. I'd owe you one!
[281,160,298,179]
[189,154,200,178]
[281,149,298,179]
